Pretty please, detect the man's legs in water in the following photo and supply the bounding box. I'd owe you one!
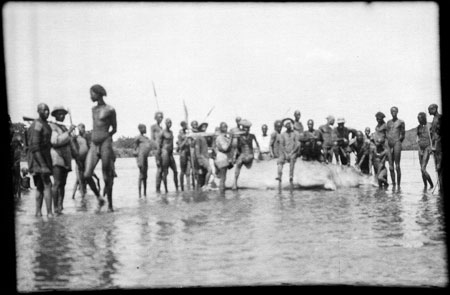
[84,144,105,207]
[393,141,402,186]
[100,137,115,211]
[169,154,179,191]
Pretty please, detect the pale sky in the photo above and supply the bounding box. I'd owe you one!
[3,2,441,138]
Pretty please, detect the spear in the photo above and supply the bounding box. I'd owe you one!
[152,81,160,111]
[203,106,215,122]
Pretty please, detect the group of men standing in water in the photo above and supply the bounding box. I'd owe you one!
[17,82,443,217]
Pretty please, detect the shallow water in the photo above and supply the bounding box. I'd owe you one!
[15,151,447,290]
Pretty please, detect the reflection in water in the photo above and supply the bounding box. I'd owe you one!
[99,228,118,288]
[16,154,447,290]
[33,220,72,290]
[372,188,405,242]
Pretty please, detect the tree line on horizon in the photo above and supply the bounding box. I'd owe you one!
[9,121,426,159]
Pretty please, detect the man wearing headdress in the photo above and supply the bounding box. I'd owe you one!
[49,105,76,214]
[84,84,116,212]
[332,117,357,166]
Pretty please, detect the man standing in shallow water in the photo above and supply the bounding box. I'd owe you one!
[27,103,53,217]
[151,111,164,193]
[428,104,442,190]
[157,118,179,193]
[232,119,260,190]
[386,106,405,187]
[270,120,282,158]
[84,84,116,212]
[134,124,152,197]
[319,115,335,164]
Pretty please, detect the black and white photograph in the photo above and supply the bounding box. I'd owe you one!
[3,1,446,291]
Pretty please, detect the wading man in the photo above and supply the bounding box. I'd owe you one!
[72,123,101,199]
[270,120,282,158]
[49,105,76,214]
[428,104,442,190]
[134,124,152,197]
[386,106,405,187]
[214,122,233,192]
[151,111,164,192]
[257,124,271,160]
[332,117,357,166]
[27,103,53,217]
[193,122,213,190]
[350,131,372,175]
[177,121,191,191]
[276,120,299,184]
[319,115,335,164]
[416,112,434,189]
[84,84,116,212]
[233,120,260,190]
[157,118,179,193]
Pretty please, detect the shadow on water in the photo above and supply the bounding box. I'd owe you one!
[99,228,119,288]
[417,192,446,243]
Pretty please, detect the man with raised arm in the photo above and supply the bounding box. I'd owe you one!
[386,106,405,187]
[84,84,116,212]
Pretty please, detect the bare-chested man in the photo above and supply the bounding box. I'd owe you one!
[350,131,372,175]
[84,84,116,212]
[177,121,191,191]
[49,105,76,214]
[150,111,164,192]
[318,115,335,164]
[27,103,53,217]
[428,104,442,189]
[300,119,323,162]
[293,110,304,135]
[232,119,260,190]
[134,124,152,197]
[416,112,434,189]
[192,122,213,190]
[372,138,389,188]
[72,123,101,199]
[157,118,179,193]
[269,120,282,158]
[276,120,300,184]
[386,106,405,187]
